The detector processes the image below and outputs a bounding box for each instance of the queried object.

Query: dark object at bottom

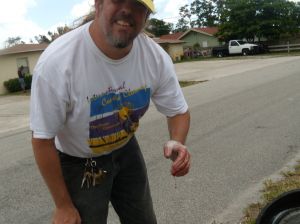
[256,189,300,224]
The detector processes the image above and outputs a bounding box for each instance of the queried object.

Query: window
[231,41,239,46]
[16,57,29,74]
[237,40,246,45]
[202,41,208,48]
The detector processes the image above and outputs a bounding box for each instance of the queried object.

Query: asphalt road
[0,56,300,224]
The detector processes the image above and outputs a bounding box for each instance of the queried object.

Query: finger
[173,160,191,176]
[172,152,189,174]
[76,216,81,224]
[163,146,172,158]
[172,153,190,175]
[163,141,178,158]
[173,147,187,163]
[173,149,189,169]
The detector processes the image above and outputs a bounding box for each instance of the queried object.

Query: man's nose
[119,0,134,14]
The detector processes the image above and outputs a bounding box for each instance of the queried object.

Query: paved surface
[1,56,298,137]
[1,55,300,224]
[175,56,299,82]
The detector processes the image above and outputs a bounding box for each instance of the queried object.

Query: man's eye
[112,0,124,3]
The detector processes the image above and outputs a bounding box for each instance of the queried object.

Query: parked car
[212,40,259,57]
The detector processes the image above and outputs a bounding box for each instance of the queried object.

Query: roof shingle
[159,27,218,40]
[0,43,48,56]
[160,32,184,40]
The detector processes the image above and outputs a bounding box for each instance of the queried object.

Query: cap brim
[137,0,155,12]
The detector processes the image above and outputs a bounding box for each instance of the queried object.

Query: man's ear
[94,0,102,16]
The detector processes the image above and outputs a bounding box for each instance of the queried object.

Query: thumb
[164,145,172,158]
[163,140,179,159]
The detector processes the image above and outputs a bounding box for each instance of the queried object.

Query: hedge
[3,75,32,93]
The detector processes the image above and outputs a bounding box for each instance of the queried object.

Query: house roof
[153,38,184,44]
[178,27,218,39]
[160,32,184,40]
[143,30,155,38]
[160,27,219,40]
[0,43,49,56]
[193,27,218,36]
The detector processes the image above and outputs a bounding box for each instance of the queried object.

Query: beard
[105,14,140,49]
[107,31,135,49]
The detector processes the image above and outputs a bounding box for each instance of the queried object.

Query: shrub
[3,75,32,93]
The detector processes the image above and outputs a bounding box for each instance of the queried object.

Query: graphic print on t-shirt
[88,83,150,154]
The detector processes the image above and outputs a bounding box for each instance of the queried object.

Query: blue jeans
[58,136,157,224]
[18,78,25,90]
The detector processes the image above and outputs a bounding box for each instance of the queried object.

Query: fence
[268,42,300,53]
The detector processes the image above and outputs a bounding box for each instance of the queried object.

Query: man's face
[95,0,149,49]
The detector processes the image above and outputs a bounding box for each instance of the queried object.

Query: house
[153,38,185,62]
[0,43,48,94]
[160,27,220,50]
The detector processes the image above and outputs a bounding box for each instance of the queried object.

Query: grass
[0,81,202,97]
[174,50,300,64]
[174,56,214,64]
[0,90,31,97]
[241,161,300,224]
[266,50,300,57]
[179,80,207,87]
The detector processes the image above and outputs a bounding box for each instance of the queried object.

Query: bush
[3,75,32,93]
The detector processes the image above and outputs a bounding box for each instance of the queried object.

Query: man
[30,0,191,223]
[17,65,26,92]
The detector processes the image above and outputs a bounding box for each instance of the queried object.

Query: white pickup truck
[212,40,259,57]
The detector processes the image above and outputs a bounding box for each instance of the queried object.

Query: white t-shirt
[30,22,188,158]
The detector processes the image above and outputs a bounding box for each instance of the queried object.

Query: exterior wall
[181,31,220,49]
[0,51,42,94]
[167,44,184,62]
[158,43,184,62]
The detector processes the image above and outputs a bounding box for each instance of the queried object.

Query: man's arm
[32,137,81,224]
[164,111,191,176]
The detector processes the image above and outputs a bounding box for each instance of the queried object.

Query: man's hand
[164,140,191,176]
[53,205,81,224]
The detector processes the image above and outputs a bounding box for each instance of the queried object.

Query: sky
[0,0,299,48]
[0,0,192,48]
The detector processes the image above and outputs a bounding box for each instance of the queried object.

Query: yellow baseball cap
[137,0,155,12]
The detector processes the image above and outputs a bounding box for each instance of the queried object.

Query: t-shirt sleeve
[151,54,188,117]
[30,65,69,139]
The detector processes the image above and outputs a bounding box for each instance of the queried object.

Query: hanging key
[81,159,93,189]
[93,169,107,186]
[85,171,92,188]
[81,171,88,188]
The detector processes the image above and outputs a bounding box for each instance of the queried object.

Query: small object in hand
[170,150,178,161]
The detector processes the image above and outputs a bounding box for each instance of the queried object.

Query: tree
[257,0,300,41]
[35,35,51,44]
[35,25,71,44]
[190,0,219,27]
[212,0,225,24]
[216,0,300,42]
[145,18,173,37]
[217,0,259,42]
[174,4,192,33]
[4,36,25,48]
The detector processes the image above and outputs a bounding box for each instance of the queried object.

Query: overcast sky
[0,0,193,48]
[0,0,299,48]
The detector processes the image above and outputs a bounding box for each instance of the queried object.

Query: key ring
[91,160,97,167]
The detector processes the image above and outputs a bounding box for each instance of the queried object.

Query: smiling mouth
[116,20,132,27]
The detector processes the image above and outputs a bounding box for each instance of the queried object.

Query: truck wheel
[242,49,249,56]
[217,52,223,58]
